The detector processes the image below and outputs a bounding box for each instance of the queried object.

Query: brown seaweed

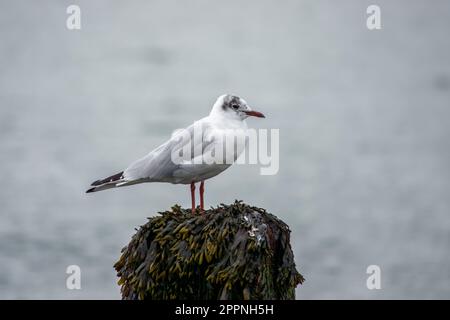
[114,200,304,300]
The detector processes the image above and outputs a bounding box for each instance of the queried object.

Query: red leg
[190,182,196,213]
[199,181,205,212]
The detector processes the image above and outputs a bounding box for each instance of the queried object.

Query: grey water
[0,0,449,299]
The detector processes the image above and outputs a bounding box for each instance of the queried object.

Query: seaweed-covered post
[114,201,304,300]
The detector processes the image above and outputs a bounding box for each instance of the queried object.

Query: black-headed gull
[86,94,265,213]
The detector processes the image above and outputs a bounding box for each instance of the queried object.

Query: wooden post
[114,200,304,300]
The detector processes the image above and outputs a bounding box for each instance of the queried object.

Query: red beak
[244,110,265,118]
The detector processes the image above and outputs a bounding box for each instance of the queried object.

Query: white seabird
[86,94,265,213]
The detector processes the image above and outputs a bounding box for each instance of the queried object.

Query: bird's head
[210,94,265,121]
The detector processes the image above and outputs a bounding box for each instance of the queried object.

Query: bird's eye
[231,104,239,110]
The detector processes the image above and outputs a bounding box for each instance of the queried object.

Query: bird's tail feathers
[86,183,118,193]
[86,171,125,193]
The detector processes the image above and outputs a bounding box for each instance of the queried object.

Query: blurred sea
[0,0,449,299]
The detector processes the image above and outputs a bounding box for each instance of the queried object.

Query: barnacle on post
[114,200,304,300]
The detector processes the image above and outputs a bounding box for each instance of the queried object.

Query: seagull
[86,94,265,213]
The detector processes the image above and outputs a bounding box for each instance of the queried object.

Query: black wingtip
[86,187,96,193]
[91,171,124,186]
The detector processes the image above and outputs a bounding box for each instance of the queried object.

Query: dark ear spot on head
[221,95,232,111]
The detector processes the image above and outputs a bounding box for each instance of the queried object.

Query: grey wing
[122,119,215,183]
